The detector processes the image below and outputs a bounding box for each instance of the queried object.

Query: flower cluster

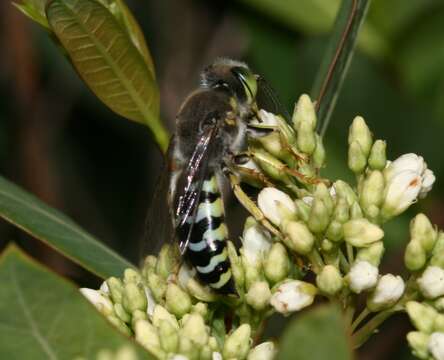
[80,94,439,359]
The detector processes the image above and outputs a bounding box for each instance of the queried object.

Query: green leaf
[13,0,49,29]
[0,245,152,359]
[277,304,353,360]
[46,0,169,152]
[311,0,371,137]
[0,175,134,279]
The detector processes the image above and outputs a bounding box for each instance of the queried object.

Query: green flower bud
[134,319,164,358]
[166,283,192,318]
[223,324,252,360]
[114,303,131,323]
[434,314,444,332]
[308,198,330,233]
[333,197,350,223]
[142,255,157,274]
[252,148,292,183]
[334,181,357,206]
[326,220,343,242]
[321,238,336,253]
[350,202,363,219]
[297,120,316,155]
[122,283,147,313]
[107,277,124,304]
[181,313,209,347]
[360,170,384,216]
[314,183,334,215]
[294,199,310,222]
[431,232,444,267]
[348,116,373,157]
[191,302,208,319]
[282,220,315,255]
[348,141,367,174]
[292,94,316,130]
[241,253,262,290]
[312,134,326,169]
[158,319,179,353]
[356,241,385,267]
[246,281,272,311]
[247,341,276,360]
[368,140,387,170]
[406,331,430,359]
[406,301,437,333]
[113,346,139,360]
[258,132,293,164]
[208,337,219,352]
[343,219,384,247]
[146,271,167,302]
[410,213,437,253]
[316,265,343,295]
[152,305,179,330]
[107,315,132,336]
[227,241,245,292]
[156,244,180,279]
[264,242,290,283]
[435,297,444,312]
[186,278,217,302]
[123,268,142,284]
[199,345,213,360]
[178,336,200,360]
[131,309,148,328]
[404,240,427,271]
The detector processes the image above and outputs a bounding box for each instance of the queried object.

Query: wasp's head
[201,58,258,105]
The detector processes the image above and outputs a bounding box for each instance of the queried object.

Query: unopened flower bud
[417,266,444,299]
[294,199,310,222]
[410,213,437,253]
[152,305,179,330]
[292,94,316,130]
[297,120,316,155]
[314,183,334,215]
[181,313,209,347]
[429,332,444,360]
[348,260,378,293]
[405,240,427,271]
[199,345,213,360]
[246,281,272,311]
[227,241,245,292]
[407,331,430,359]
[307,197,330,234]
[107,277,124,304]
[134,319,164,358]
[158,319,179,353]
[270,280,317,315]
[99,281,110,295]
[142,255,157,274]
[313,134,326,169]
[131,309,148,328]
[348,141,367,174]
[178,336,200,360]
[406,301,437,333]
[282,220,315,255]
[435,298,444,312]
[80,288,114,315]
[316,265,343,295]
[350,202,363,219]
[166,283,192,318]
[122,283,147,313]
[223,324,252,360]
[242,253,262,290]
[356,241,384,267]
[258,187,296,227]
[146,271,167,302]
[333,197,350,223]
[107,315,131,336]
[123,268,142,284]
[264,242,290,283]
[343,219,384,247]
[360,170,384,216]
[156,244,180,279]
[321,238,336,253]
[186,278,217,302]
[247,341,276,360]
[333,180,357,206]
[191,302,208,319]
[368,140,387,170]
[430,233,444,268]
[242,224,272,265]
[348,116,373,156]
[367,274,405,311]
[114,303,131,323]
[326,220,343,242]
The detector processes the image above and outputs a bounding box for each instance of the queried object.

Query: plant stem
[307,248,325,274]
[351,309,396,348]
[339,250,350,273]
[346,243,354,264]
[351,307,370,332]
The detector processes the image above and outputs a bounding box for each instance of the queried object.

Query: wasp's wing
[256,76,291,123]
[173,125,218,255]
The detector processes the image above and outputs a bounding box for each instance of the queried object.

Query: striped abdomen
[179,174,234,294]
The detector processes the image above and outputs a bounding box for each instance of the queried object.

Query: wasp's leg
[230,153,274,188]
[226,172,281,237]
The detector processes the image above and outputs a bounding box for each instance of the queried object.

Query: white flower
[429,332,444,360]
[382,153,435,217]
[143,286,157,317]
[212,352,222,360]
[258,187,296,226]
[80,288,113,315]
[418,266,444,299]
[242,225,272,264]
[247,341,276,360]
[270,280,316,315]
[368,274,405,310]
[257,109,280,127]
[99,281,110,295]
[348,261,379,294]
[169,356,189,360]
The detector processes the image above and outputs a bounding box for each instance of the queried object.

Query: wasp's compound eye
[231,67,258,103]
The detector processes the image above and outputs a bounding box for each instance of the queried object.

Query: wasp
[146,58,291,294]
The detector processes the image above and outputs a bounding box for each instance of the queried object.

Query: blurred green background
[0,0,443,358]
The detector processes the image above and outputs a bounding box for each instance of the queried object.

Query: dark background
[1,1,443,358]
